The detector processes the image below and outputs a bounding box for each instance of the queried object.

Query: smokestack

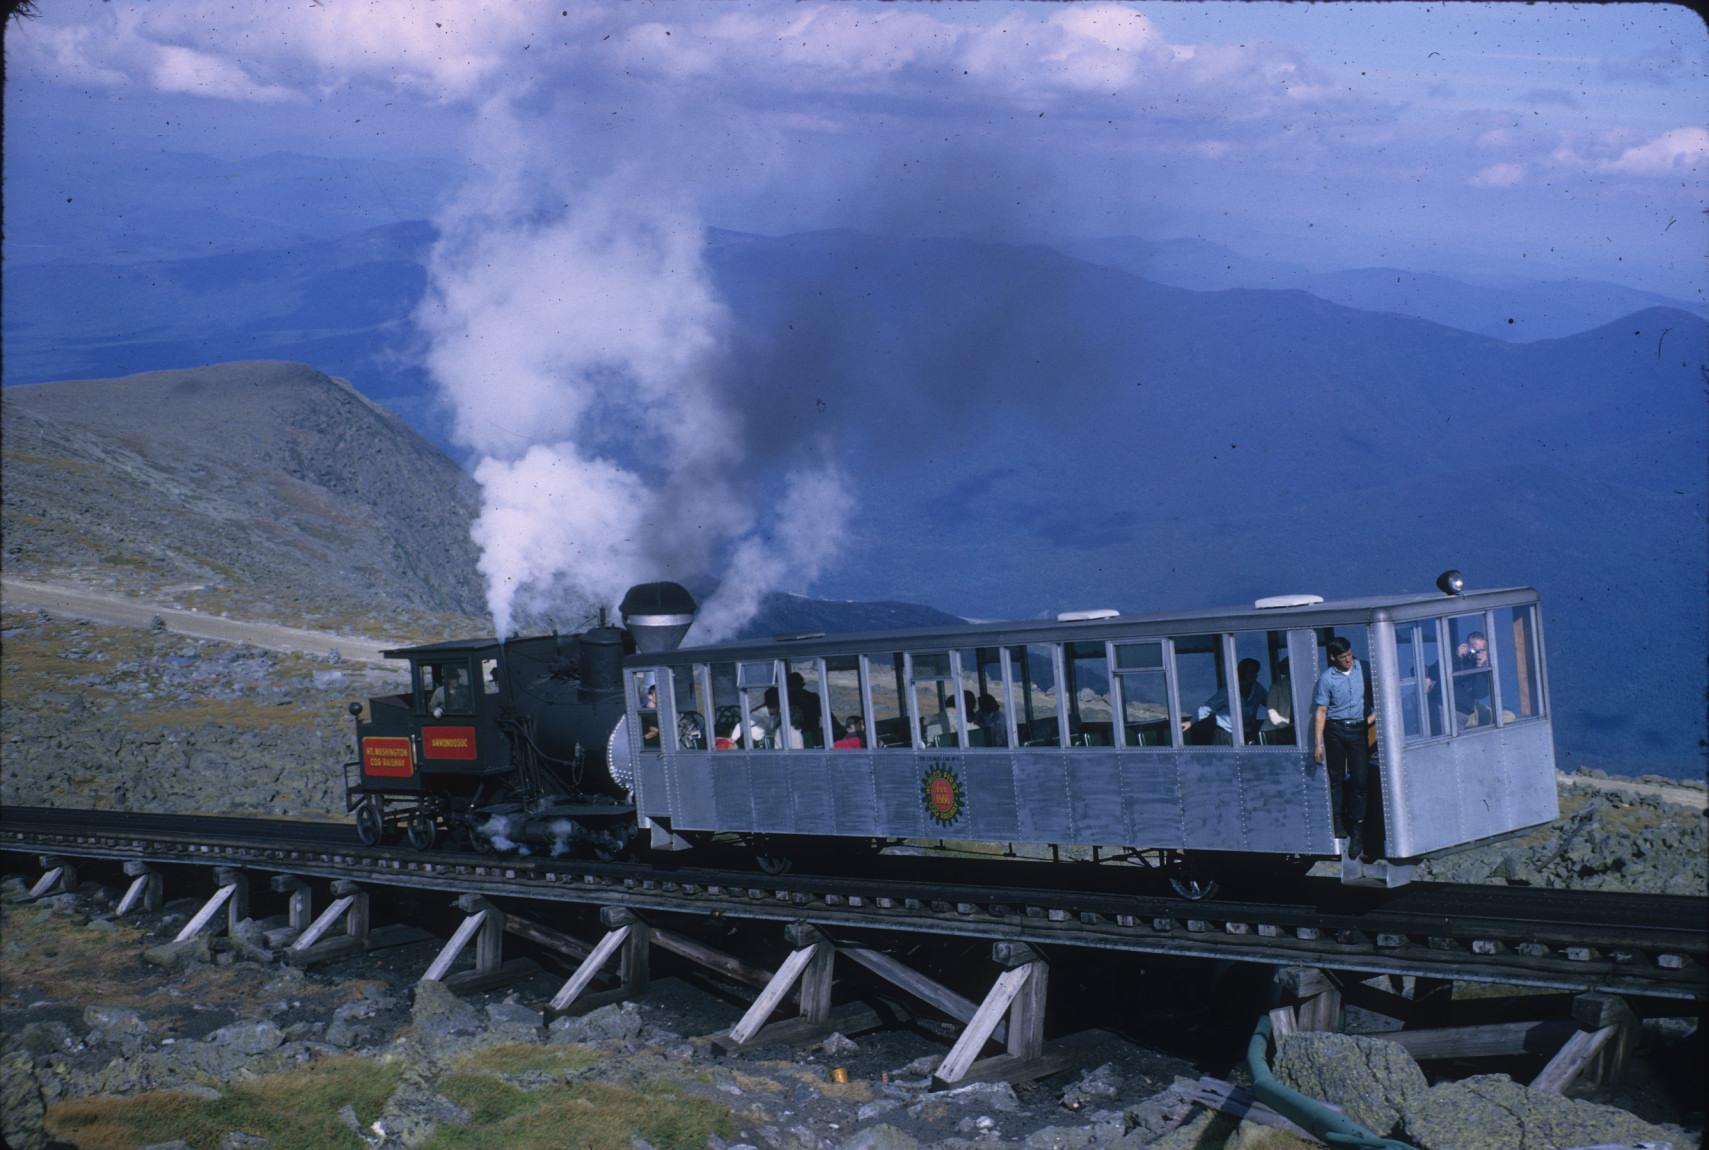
[620,581,698,653]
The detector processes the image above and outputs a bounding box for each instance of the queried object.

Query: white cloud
[1471,162,1526,188]
[1601,127,1709,175]
[150,44,297,103]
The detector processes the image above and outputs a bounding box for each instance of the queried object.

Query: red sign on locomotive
[361,736,414,778]
[423,726,478,761]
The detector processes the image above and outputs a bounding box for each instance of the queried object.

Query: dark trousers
[1324,721,1369,836]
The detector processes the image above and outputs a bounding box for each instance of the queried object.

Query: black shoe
[1347,825,1364,860]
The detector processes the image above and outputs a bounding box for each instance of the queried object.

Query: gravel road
[0,577,395,665]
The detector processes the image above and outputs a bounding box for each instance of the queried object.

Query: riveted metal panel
[747,756,794,833]
[711,755,757,831]
[789,754,836,834]
[1013,751,1073,841]
[1177,753,1246,848]
[636,756,670,820]
[963,754,1020,839]
[1389,722,1557,857]
[665,758,718,829]
[830,754,880,836]
[1066,754,1126,843]
[1117,755,1183,847]
[874,756,927,837]
[1238,755,1313,852]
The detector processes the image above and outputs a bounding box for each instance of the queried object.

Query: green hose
[1245,1015,1421,1150]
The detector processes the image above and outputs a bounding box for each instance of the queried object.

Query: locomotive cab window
[633,671,661,749]
[419,661,474,716]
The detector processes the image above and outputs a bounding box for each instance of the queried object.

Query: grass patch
[448,1043,601,1077]
[0,908,147,1000]
[44,1056,404,1150]
[119,697,326,732]
[425,1080,733,1150]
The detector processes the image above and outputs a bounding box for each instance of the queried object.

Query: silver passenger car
[621,584,1557,889]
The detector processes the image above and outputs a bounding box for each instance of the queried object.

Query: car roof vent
[1056,608,1120,622]
[1254,594,1325,609]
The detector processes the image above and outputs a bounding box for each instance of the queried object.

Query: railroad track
[3,806,1703,1001]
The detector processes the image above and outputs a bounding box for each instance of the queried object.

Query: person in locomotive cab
[1182,658,1265,745]
[641,684,661,748]
[428,665,470,717]
[1313,637,1375,860]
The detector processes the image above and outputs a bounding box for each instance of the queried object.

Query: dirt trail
[1558,770,1707,811]
[0,577,395,666]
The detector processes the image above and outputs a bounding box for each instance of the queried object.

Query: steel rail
[3,807,1702,1001]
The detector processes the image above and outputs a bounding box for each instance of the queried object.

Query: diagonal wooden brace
[422,895,505,983]
[728,924,833,1046]
[934,942,1049,1085]
[29,857,77,899]
[550,909,649,1011]
[286,880,370,965]
[116,861,163,916]
[174,868,248,942]
[839,939,1006,1046]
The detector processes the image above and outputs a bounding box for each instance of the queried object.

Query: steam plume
[418,99,851,639]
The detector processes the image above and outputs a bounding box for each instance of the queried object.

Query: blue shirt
[1313,659,1366,720]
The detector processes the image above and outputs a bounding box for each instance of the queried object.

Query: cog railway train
[347,574,1559,897]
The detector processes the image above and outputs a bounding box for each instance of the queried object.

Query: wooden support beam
[1532,1025,1619,1094]
[174,870,248,942]
[1382,1020,1579,1060]
[839,942,1006,1045]
[548,922,633,1014]
[1267,1006,1298,1041]
[934,964,1033,1084]
[651,925,785,997]
[934,943,1051,1087]
[270,875,313,932]
[728,936,827,1046]
[505,914,596,962]
[29,857,76,899]
[116,862,162,916]
[285,880,374,966]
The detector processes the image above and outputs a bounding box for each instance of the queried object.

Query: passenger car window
[868,653,911,749]
[956,647,1006,747]
[1114,641,1171,747]
[737,660,781,750]
[909,651,957,748]
[1174,634,1233,747]
[1232,630,1288,746]
[1065,641,1114,747]
[633,671,661,749]
[1395,622,1446,741]
[1447,613,1493,733]
[673,666,709,750]
[825,656,865,748]
[1008,643,1062,747]
[1493,605,1542,724]
[786,659,827,748]
[709,662,741,750]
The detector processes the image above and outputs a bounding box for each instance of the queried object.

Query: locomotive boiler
[345,581,697,855]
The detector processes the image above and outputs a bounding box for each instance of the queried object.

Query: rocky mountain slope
[2,361,486,630]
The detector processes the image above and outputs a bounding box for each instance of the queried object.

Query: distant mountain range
[2,219,1703,776]
[1052,235,1706,342]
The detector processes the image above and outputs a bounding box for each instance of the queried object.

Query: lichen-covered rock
[1273,1031,1428,1137]
[206,1019,284,1056]
[1021,1120,1126,1149]
[9,1020,81,1059]
[1404,1073,1679,1150]
[548,1001,644,1045]
[372,1070,472,1149]
[410,980,483,1038]
[1,1050,47,1150]
[84,1004,150,1054]
[143,934,212,969]
[1221,1120,1319,1150]
[1061,1062,1124,1111]
[840,1125,919,1150]
[484,998,543,1043]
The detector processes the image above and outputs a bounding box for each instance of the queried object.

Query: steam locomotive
[348,573,1561,898]
[345,581,696,857]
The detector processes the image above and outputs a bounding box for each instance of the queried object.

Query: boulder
[1403,1073,1679,1150]
[218,1133,272,1149]
[841,1125,919,1150]
[485,999,544,1042]
[1,1050,46,1150]
[410,980,483,1038]
[1273,1031,1427,1138]
[548,1001,644,1045]
[84,1004,150,1054]
[372,1071,473,1149]
[1021,1121,1126,1149]
[206,1020,285,1056]
[1061,1062,1124,1111]
[821,1031,859,1055]
[10,1020,81,1059]
[144,935,213,969]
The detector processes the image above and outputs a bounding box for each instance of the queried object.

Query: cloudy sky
[7,1,1705,296]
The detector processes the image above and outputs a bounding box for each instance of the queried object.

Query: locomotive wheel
[354,798,385,847]
[406,808,438,851]
[755,851,794,876]
[1168,874,1221,901]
